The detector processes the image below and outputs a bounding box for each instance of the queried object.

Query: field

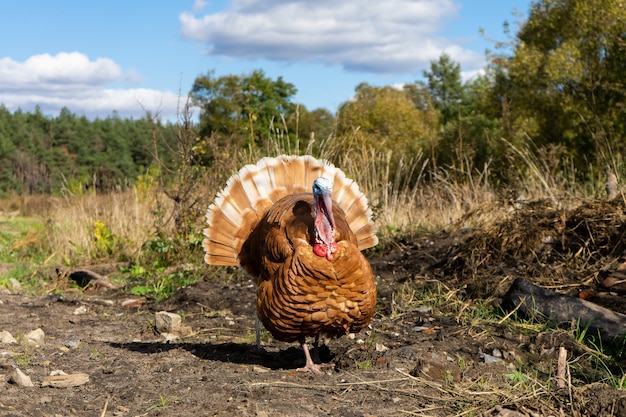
[1,154,626,416]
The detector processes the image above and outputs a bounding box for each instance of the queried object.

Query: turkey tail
[203,155,378,266]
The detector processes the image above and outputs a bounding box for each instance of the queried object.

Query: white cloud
[0,52,190,120]
[0,52,122,90]
[192,0,208,13]
[179,0,485,74]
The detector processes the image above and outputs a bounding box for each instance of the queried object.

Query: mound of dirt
[379,198,626,314]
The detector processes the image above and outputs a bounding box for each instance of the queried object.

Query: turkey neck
[313,189,337,261]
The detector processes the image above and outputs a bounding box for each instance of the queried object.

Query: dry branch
[68,268,119,290]
[502,278,626,342]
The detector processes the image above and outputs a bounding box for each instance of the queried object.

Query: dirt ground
[2,198,626,417]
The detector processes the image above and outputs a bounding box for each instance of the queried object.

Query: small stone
[25,328,45,346]
[72,305,88,315]
[399,347,413,358]
[39,395,53,404]
[49,369,67,376]
[61,336,81,349]
[411,351,460,382]
[375,343,388,352]
[113,405,130,416]
[154,311,182,334]
[0,330,17,344]
[42,372,90,388]
[161,333,180,342]
[479,348,503,363]
[10,368,34,387]
[413,326,430,332]
[92,299,114,306]
[9,278,22,294]
[121,298,147,308]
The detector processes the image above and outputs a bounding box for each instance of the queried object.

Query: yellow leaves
[545,40,584,83]
[93,221,120,257]
[336,84,437,160]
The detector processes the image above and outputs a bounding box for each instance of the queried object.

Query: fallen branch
[502,278,626,342]
[68,269,119,290]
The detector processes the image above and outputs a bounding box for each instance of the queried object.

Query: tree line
[1,0,625,195]
[0,106,180,194]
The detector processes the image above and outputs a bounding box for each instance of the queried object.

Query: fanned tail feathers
[203,155,378,266]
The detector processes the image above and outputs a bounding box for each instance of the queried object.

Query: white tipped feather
[203,155,377,266]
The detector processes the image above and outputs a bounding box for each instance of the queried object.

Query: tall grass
[0,114,613,270]
[11,189,163,265]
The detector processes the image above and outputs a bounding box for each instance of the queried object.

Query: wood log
[502,278,626,342]
[68,269,119,290]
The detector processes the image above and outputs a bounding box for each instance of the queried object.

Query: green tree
[190,69,298,146]
[336,83,438,172]
[508,0,626,171]
[0,105,18,192]
[423,53,464,126]
[285,105,335,146]
[420,54,506,177]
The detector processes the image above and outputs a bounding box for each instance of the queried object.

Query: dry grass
[1,105,617,273]
[11,189,169,265]
[2,134,612,268]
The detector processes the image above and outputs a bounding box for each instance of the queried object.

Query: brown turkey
[203,155,378,373]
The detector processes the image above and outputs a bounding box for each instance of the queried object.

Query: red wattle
[313,244,327,258]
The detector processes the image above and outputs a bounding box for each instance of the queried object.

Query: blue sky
[0,0,530,121]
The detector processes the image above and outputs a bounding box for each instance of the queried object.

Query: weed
[355,359,372,370]
[89,347,103,361]
[13,332,33,368]
[145,394,180,412]
[13,348,33,368]
[127,268,198,302]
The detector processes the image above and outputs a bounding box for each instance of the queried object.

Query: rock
[413,326,430,332]
[121,297,147,308]
[49,369,67,376]
[91,299,115,306]
[161,333,180,342]
[375,343,388,352]
[9,278,22,294]
[25,328,45,346]
[411,351,460,382]
[42,372,90,388]
[479,348,503,363]
[155,311,182,334]
[72,305,88,315]
[415,306,433,314]
[9,368,34,387]
[61,336,81,349]
[0,330,17,344]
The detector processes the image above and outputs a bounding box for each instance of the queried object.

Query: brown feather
[203,155,377,369]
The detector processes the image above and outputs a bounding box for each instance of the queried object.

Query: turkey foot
[297,337,331,374]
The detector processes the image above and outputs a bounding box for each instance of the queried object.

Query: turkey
[203,155,378,373]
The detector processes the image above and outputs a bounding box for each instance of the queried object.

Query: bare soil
[2,198,626,417]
